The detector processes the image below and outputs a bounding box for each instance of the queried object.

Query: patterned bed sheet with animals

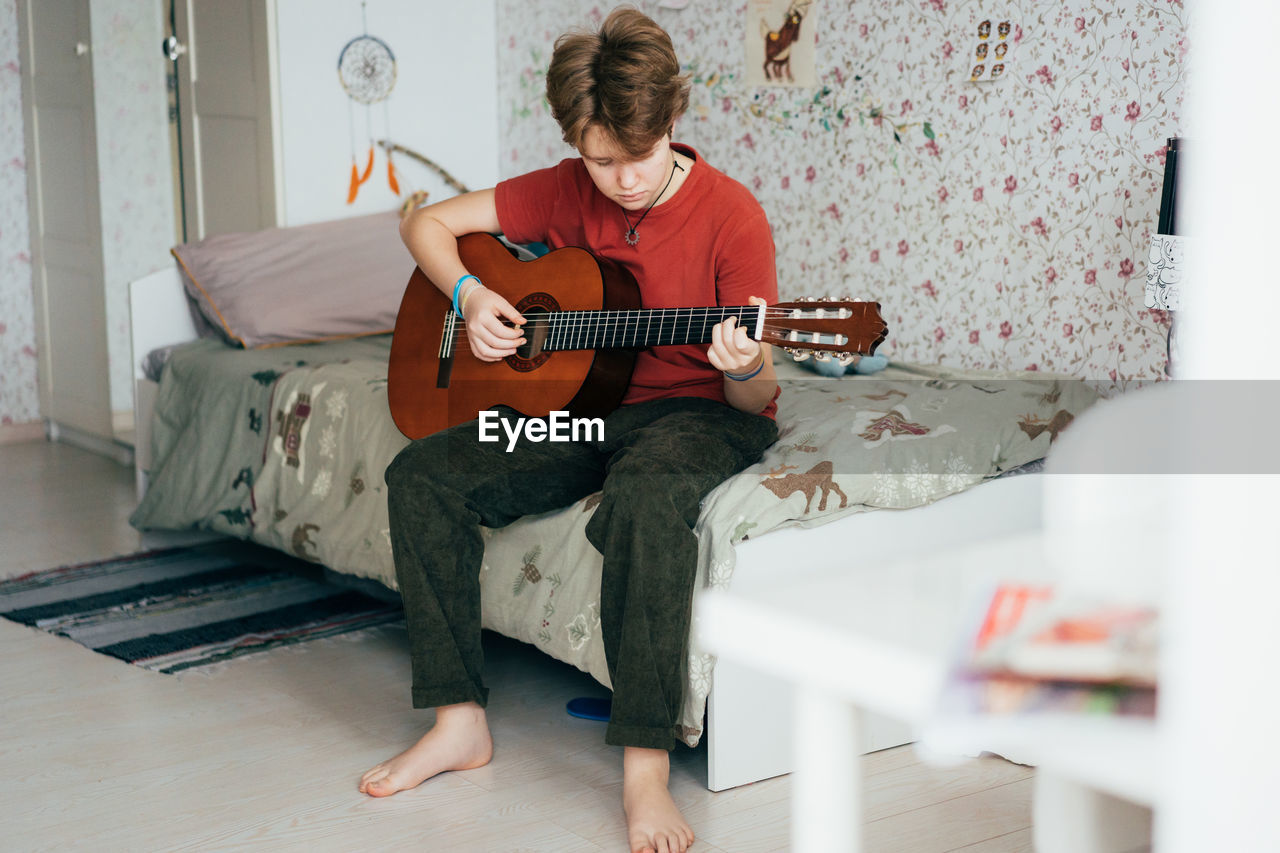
[130,336,1099,745]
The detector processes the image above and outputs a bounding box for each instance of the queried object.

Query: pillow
[172,211,414,348]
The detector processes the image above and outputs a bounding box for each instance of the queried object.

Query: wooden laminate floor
[0,439,1033,852]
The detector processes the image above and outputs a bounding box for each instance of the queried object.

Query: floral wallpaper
[0,0,36,426]
[497,0,1186,386]
[0,0,173,429]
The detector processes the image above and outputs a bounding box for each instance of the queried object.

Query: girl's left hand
[708,295,766,376]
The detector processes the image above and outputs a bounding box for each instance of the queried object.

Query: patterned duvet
[131,335,1098,744]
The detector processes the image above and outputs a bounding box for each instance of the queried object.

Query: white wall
[1159,0,1280,848]
[275,0,498,226]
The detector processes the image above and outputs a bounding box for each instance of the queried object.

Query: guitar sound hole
[506,298,554,373]
[515,307,547,360]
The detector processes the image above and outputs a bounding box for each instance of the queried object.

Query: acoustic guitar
[387,232,887,440]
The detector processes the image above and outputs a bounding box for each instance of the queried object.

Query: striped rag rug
[0,541,403,673]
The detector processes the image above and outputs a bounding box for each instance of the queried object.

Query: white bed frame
[129,266,1045,791]
[129,268,199,501]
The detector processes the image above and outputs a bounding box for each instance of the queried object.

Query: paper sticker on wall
[745,0,818,87]
[966,19,1017,83]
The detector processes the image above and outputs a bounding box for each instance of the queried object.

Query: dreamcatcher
[338,1,400,202]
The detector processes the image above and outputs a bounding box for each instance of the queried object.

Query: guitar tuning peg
[836,353,856,366]
[814,351,831,362]
[791,349,812,362]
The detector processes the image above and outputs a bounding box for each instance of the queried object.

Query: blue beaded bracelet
[725,354,765,382]
[452,274,481,317]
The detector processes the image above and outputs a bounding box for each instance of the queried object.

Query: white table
[695,532,1157,852]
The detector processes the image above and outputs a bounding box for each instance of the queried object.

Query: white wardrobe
[17,0,176,456]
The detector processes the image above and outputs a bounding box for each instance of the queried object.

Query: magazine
[937,584,1158,718]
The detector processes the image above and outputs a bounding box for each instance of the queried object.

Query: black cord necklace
[621,157,684,246]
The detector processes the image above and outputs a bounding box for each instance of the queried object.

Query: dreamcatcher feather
[339,1,399,202]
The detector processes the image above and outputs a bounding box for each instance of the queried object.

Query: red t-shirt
[494,144,779,419]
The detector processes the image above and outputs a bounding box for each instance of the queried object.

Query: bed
[127,214,1100,791]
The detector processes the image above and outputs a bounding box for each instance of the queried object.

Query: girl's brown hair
[545,7,691,160]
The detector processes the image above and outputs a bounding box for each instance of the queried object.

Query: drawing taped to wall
[339,0,402,202]
[745,0,817,87]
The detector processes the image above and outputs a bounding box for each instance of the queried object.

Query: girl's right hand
[462,286,526,362]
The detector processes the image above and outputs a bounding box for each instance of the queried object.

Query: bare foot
[358,702,493,797]
[622,747,695,853]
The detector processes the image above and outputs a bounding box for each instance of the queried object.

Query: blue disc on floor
[566,696,611,721]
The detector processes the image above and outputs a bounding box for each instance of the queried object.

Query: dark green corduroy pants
[385,396,778,751]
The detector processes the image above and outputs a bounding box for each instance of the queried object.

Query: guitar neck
[534,305,762,352]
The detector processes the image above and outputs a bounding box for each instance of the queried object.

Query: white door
[173,0,280,239]
[17,0,112,439]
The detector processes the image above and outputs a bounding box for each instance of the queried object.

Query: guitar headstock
[762,298,888,363]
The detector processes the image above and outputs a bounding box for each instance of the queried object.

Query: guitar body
[388,233,642,440]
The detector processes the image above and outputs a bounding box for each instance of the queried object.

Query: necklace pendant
[619,156,678,248]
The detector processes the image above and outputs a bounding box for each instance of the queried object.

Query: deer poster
[745,0,818,87]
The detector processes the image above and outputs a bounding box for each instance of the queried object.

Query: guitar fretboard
[535,305,760,351]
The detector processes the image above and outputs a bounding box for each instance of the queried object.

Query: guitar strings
[445,315,866,350]
[445,308,868,338]
[446,311,844,341]
[447,307,854,332]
